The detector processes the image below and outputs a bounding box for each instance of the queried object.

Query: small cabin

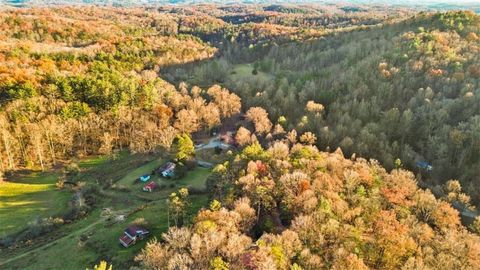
[119,225,149,248]
[143,181,158,192]
[159,162,176,178]
[139,175,151,182]
[416,161,433,171]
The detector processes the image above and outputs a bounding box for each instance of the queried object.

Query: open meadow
[0,172,71,238]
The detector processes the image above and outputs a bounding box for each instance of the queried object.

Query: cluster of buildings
[119,161,179,247]
[118,130,238,248]
[136,161,177,193]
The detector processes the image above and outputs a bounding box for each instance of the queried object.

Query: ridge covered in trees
[0,7,243,171]
[178,10,480,205]
[137,137,480,269]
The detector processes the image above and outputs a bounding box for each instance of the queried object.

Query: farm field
[0,153,212,269]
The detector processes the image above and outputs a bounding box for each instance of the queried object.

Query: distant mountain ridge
[1,0,480,11]
[338,0,480,12]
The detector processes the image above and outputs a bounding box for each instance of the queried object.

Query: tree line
[0,83,241,172]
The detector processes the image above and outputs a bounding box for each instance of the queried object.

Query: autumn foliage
[138,138,480,269]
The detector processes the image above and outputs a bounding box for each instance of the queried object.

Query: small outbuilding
[139,174,151,182]
[416,161,433,171]
[143,181,158,192]
[119,225,150,248]
[157,162,176,178]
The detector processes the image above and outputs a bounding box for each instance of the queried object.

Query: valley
[0,2,479,269]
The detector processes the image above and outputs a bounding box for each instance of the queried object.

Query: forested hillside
[180,11,480,205]
[0,5,404,173]
[0,8,242,171]
[137,138,480,269]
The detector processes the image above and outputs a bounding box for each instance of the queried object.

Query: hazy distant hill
[1,0,479,12]
[342,0,480,12]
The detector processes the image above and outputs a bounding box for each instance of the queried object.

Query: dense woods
[0,5,403,173]
[0,8,242,171]
[175,11,480,205]
[0,83,241,171]
[137,137,480,269]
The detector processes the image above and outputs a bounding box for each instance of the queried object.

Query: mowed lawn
[116,157,165,186]
[0,172,71,237]
[173,167,211,190]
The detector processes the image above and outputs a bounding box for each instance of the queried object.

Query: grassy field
[116,157,165,186]
[1,195,209,269]
[0,153,140,238]
[177,167,211,190]
[229,63,272,82]
[77,155,112,169]
[1,153,212,270]
[0,172,71,237]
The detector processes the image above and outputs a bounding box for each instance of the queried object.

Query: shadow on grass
[0,182,70,236]
[5,170,58,185]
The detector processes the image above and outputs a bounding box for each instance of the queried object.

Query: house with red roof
[119,225,150,248]
[142,181,158,192]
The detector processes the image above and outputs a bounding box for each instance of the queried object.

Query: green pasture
[0,172,70,237]
[1,153,211,270]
